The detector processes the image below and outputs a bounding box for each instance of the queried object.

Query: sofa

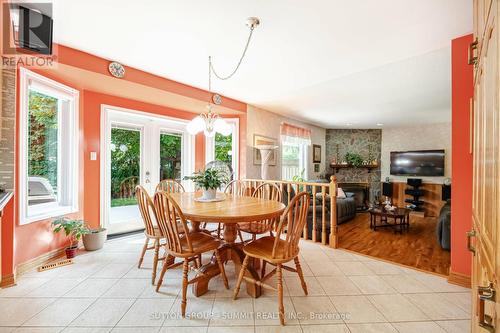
[282,182,357,243]
[306,192,356,242]
[436,200,451,250]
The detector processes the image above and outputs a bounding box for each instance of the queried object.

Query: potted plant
[51,217,89,259]
[184,168,229,200]
[82,227,107,251]
[344,152,364,167]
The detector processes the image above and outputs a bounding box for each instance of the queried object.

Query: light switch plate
[90,152,97,161]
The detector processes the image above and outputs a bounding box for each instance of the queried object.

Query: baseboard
[0,273,16,288]
[15,246,67,278]
[448,270,471,288]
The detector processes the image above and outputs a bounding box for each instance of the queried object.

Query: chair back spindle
[154,191,193,255]
[224,180,248,196]
[156,179,185,193]
[252,182,282,201]
[272,192,310,259]
[136,185,157,237]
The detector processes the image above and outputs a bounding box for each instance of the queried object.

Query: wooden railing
[242,176,338,248]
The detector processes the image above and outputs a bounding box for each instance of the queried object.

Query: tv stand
[405,178,424,211]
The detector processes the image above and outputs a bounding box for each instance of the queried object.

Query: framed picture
[314,163,320,172]
[313,144,322,163]
[253,134,277,166]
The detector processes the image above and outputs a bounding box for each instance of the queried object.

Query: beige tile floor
[0,233,471,333]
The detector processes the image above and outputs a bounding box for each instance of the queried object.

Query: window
[206,118,239,179]
[281,142,307,180]
[19,68,79,224]
[280,122,311,180]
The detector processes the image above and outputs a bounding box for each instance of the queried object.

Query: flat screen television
[390,150,445,177]
[17,6,53,55]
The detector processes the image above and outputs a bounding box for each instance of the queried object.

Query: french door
[471,1,500,332]
[101,106,195,235]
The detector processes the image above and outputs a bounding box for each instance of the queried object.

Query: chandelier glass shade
[186,106,232,137]
[186,17,259,137]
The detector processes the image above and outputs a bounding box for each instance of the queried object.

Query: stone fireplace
[325,129,382,202]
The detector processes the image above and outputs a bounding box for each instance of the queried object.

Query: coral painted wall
[1,44,247,281]
[1,198,15,278]
[81,90,209,228]
[450,34,473,277]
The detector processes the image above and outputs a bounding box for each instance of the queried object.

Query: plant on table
[51,217,89,258]
[184,168,229,200]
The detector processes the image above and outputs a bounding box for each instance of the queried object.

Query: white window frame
[205,118,239,179]
[19,68,79,225]
[281,141,309,180]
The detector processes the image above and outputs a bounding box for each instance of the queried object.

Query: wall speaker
[382,182,393,197]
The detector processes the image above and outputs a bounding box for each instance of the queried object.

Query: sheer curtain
[280,123,311,180]
[280,122,312,146]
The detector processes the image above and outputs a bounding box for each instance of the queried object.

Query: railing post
[329,175,338,248]
[302,184,308,240]
[312,185,317,242]
[321,186,326,245]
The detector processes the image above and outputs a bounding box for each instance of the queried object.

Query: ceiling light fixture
[187,17,260,137]
[376,123,384,126]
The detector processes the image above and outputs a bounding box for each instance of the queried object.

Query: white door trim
[100,104,195,233]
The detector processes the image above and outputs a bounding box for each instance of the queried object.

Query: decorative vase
[202,188,217,200]
[83,228,107,251]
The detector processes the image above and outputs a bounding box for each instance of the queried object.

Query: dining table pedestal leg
[192,223,262,298]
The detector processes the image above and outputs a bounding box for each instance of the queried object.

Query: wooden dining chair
[156,179,208,266]
[225,179,248,196]
[136,185,167,284]
[153,191,229,316]
[156,179,185,193]
[237,182,282,242]
[233,192,310,325]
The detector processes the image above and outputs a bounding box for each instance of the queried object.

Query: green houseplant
[292,169,307,192]
[52,217,89,259]
[184,168,229,200]
[344,152,364,168]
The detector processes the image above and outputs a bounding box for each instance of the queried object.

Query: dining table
[169,191,286,298]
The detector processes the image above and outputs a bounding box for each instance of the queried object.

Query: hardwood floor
[338,212,451,276]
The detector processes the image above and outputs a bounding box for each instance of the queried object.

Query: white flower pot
[83,228,107,251]
[202,188,217,200]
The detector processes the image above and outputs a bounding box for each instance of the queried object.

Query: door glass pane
[27,89,59,207]
[110,127,141,225]
[159,132,182,181]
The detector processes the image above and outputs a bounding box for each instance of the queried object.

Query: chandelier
[186,17,260,137]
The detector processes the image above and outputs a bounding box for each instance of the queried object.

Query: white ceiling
[52,0,472,129]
